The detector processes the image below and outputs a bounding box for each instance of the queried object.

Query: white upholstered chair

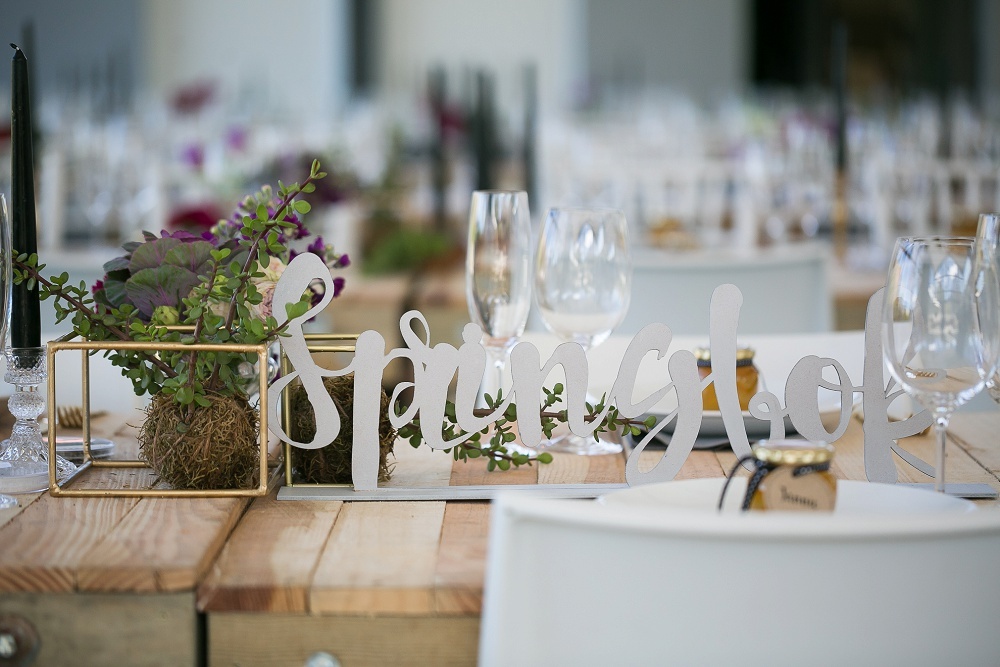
[618,243,833,336]
[479,487,1000,666]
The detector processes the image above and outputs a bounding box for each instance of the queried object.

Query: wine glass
[881,236,1000,493]
[534,207,631,455]
[975,213,1000,403]
[466,190,532,405]
[0,197,16,509]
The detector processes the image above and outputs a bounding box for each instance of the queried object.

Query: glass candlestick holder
[0,346,76,494]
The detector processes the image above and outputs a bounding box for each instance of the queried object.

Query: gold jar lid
[694,346,755,366]
[752,439,834,466]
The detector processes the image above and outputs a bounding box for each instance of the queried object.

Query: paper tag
[755,467,837,511]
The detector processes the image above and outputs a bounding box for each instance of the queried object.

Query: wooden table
[1,402,998,665]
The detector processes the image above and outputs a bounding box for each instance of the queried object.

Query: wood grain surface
[1,407,997,667]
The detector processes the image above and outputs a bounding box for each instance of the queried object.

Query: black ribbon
[718,456,831,512]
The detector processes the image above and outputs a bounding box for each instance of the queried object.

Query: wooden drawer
[208,613,478,667]
[0,592,198,667]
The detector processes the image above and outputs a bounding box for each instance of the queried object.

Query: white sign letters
[268,255,933,496]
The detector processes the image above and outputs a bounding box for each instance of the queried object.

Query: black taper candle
[10,44,41,348]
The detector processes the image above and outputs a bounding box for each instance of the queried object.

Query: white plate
[655,410,793,437]
[651,391,844,437]
[599,478,978,515]
[55,436,115,461]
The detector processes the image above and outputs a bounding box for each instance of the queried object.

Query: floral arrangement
[14,159,343,411]
[13,160,350,489]
[14,158,649,483]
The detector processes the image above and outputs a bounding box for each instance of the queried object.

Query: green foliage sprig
[396,383,656,470]
[13,160,328,418]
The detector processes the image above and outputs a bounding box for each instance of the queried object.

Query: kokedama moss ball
[289,373,395,484]
[139,392,259,490]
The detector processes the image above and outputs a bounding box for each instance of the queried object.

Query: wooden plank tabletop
[198,410,1000,617]
[0,413,251,595]
[1,404,997,666]
[2,410,997,605]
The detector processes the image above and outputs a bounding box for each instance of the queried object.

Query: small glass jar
[694,346,759,411]
[746,440,837,512]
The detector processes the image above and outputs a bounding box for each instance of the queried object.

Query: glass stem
[485,346,505,405]
[934,413,949,494]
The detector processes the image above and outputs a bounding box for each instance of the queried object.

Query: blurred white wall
[375,0,587,113]
[141,0,351,116]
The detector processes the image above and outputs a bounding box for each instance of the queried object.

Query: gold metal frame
[46,332,270,498]
[280,333,359,489]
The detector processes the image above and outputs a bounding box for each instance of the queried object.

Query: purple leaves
[100,237,216,318]
[125,265,203,318]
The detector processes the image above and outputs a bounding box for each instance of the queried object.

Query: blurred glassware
[534,207,631,455]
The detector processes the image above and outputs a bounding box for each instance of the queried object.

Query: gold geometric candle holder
[45,332,270,498]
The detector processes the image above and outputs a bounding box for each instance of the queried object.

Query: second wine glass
[881,235,1000,493]
[535,207,631,455]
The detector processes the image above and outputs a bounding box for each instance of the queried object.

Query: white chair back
[619,243,833,335]
[480,490,1000,667]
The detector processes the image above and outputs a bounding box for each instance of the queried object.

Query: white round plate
[676,410,790,437]
[651,391,843,437]
[599,478,978,515]
[55,436,115,461]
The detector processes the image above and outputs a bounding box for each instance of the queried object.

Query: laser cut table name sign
[269,254,989,501]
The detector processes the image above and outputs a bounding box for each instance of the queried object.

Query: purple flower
[276,213,307,241]
[332,276,345,298]
[180,143,205,170]
[226,125,248,153]
[92,279,105,294]
[289,237,327,264]
[224,197,307,246]
[306,236,326,256]
[335,253,351,268]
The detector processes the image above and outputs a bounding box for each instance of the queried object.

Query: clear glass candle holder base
[0,346,76,494]
[0,464,48,494]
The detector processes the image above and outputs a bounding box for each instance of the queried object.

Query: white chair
[479,489,1000,667]
[618,243,833,336]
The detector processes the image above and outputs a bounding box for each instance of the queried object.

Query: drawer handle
[0,614,40,666]
[305,652,341,667]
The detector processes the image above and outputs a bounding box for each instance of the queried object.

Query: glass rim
[895,235,976,246]
[471,189,527,196]
[545,205,624,215]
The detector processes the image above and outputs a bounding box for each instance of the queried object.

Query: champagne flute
[535,207,631,455]
[881,236,1000,493]
[975,213,1000,403]
[466,190,532,405]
